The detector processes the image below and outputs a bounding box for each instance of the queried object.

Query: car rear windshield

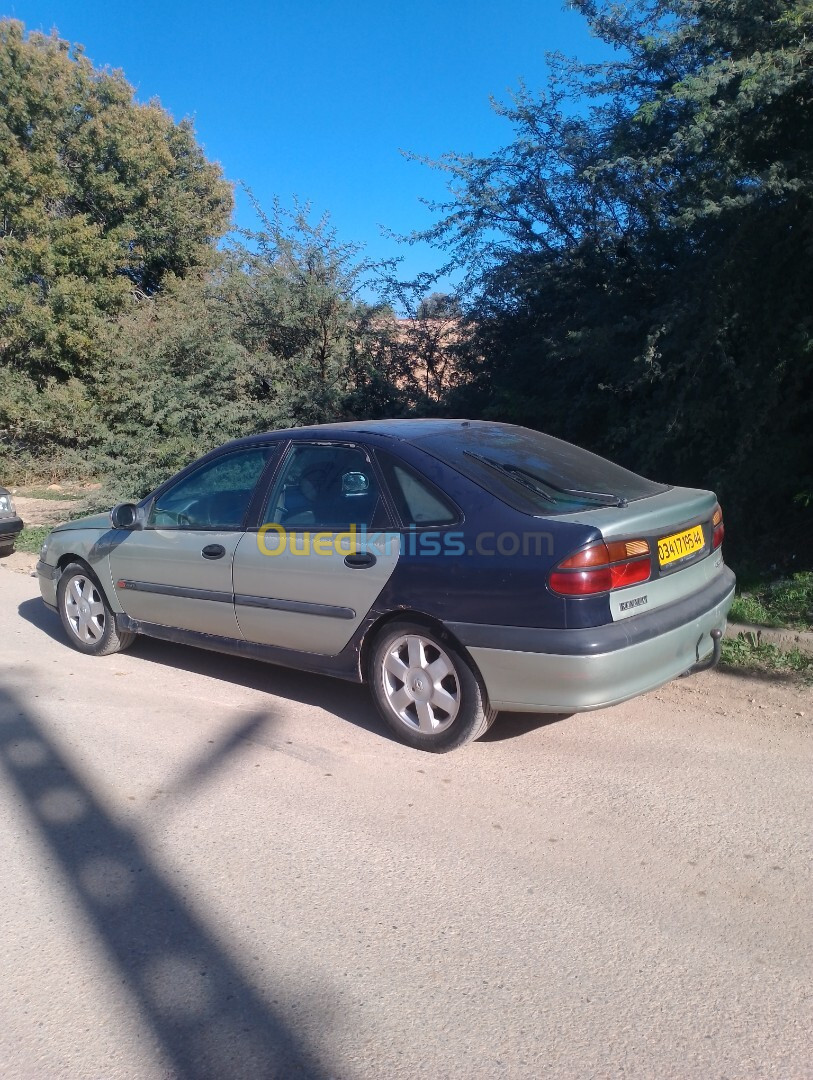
[415,425,669,516]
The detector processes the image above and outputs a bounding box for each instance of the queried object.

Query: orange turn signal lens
[712,504,724,549]
[606,538,650,561]
[556,539,650,569]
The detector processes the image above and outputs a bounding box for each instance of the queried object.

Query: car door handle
[201,544,226,560]
[344,551,376,569]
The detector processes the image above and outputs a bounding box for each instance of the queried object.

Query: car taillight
[549,539,651,596]
[712,504,724,550]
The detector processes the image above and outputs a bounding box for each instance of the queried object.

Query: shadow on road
[0,685,329,1079]
[134,636,391,740]
[18,596,389,739]
[18,596,571,744]
[18,595,65,643]
[168,708,274,795]
[481,711,571,741]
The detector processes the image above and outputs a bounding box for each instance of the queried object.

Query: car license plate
[657,524,705,567]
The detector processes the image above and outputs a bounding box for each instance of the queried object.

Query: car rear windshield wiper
[464,452,555,503]
[504,463,629,507]
[464,452,628,508]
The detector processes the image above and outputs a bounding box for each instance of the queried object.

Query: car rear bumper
[0,515,24,546]
[455,567,735,713]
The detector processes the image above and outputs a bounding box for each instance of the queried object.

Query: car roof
[218,418,517,452]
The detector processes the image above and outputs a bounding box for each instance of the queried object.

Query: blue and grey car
[37,421,735,751]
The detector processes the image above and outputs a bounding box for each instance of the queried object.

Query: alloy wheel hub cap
[406,667,432,702]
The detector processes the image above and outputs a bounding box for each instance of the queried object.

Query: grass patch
[14,525,51,553]
[720,636,813,681]
[729,572,813,631]
[15,486,86,501]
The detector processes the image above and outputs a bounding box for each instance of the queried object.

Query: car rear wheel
[369,621,496,752]
[57,563,136,656]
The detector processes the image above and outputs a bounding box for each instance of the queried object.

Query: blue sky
[4,0,608,284]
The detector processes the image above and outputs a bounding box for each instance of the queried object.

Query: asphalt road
[0,567,810,1079]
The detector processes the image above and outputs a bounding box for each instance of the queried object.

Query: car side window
[262,444,386,530]
[376,450,459,526]
[150,447,274,529]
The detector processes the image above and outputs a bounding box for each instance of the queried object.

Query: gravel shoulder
[12,494,87,526]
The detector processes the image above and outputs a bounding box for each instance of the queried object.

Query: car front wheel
[57,563,136,656]
[369,621,495,752]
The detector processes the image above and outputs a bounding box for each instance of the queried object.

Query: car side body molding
[117,579,356,620]
[116,579,232,604]
[233,594,356,620]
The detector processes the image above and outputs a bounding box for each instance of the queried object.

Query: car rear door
[108,446,275,637]
[232,441,400,655]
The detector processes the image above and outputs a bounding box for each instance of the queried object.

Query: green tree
[96,271,257,498]
[374,285,468,404]
[0,19,232,384]
[228,200,371,427]
[418,0,813,567]
[226,200,414,427]
[96,203,412,498]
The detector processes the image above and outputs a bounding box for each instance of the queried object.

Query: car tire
[369,620,496,752]
[0,542,13,558]
[57,562,136,657]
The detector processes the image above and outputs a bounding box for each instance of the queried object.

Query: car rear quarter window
[415,425,668,516]
[376,450,459,526]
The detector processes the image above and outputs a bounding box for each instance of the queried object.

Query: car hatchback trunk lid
[555,485,717,541]
[556,485,723,621]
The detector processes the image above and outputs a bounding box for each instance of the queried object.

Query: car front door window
[151,447,274,530]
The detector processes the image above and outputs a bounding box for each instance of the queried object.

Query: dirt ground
[10,484,99,527]
[12,494,87,526]
[0,565,810,1079]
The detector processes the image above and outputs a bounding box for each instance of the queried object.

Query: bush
[720,637,813,680]
[730,573,813,631]
[0,367,100,483]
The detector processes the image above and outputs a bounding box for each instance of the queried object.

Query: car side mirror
[111,502,139,529]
